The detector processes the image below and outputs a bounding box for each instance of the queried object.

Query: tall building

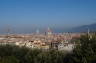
[87,28,90,35]
[47,27,52,35]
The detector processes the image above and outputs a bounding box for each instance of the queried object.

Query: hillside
[65,23,96,32]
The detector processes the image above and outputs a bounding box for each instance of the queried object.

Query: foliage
[65,33,96,63]
[0,45,66,63]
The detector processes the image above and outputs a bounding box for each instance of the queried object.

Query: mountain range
[0,23,96,34]
[64,23,96,32]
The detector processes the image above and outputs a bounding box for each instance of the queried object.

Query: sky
[0,0,96,33]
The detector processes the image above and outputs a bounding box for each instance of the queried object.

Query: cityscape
[0,28,81,52]
[0,0,96,63]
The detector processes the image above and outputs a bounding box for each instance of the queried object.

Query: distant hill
[0,23,96,34]
[66,23,96,32]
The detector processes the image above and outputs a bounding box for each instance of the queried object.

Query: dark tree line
[0,45,66,63]
[65,34,96,63]
[0,33,96,63]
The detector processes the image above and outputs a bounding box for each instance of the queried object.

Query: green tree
[0,56,19,63]
[71,34,96,63]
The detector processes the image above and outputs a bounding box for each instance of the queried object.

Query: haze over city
[0,0,96,63]
[0,0,96,33]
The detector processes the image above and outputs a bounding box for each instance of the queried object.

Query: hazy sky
[0,0,96,33]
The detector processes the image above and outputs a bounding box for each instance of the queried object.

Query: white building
[58,41,75,52]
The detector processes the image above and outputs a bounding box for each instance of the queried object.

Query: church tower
[47,27,52,35]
